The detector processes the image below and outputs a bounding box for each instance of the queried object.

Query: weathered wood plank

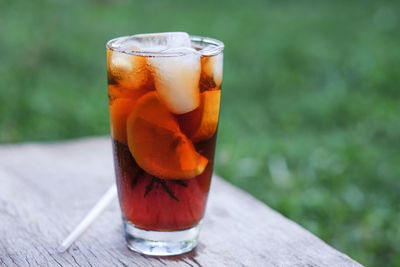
[0,137,362,266]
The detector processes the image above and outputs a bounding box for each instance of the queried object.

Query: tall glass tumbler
[106,32,224,256]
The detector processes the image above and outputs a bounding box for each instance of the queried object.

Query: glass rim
[106,34,224,57]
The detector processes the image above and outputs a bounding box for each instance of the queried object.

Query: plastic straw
[57,184,117,253]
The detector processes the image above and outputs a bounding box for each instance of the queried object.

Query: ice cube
[110,51,133,71]
[201,52,223,88]
[107,50,150,90]
[148,48,201,114]
[132,32,191,53]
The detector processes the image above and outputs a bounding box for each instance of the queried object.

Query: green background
[1,0,399,265]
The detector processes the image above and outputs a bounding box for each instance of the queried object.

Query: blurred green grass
[1,0,400,265]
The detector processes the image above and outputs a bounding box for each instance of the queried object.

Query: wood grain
[0,137,362,266]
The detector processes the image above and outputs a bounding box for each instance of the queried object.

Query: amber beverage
[106,33,224,256]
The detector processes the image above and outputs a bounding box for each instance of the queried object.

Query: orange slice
[109,98,136,144]
[126,92,208,180]
[177,90,221,142]
[108,84,150,144]
[108,84,149,104]
[191,90,221,142]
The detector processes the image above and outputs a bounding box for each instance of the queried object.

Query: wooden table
[0,137,362,266]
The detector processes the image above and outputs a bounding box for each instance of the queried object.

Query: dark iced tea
[106,33,223,255]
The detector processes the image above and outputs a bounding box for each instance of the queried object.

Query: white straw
[57,184,117,253]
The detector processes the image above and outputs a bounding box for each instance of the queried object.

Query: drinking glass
[106,33,224,256]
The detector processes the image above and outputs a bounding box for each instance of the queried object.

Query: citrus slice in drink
[177,90,221,142]
[191,90,221,142]
[126,92,208,180]
[108,84,150,104]
[109,98,136,144]
[109,85,149,144]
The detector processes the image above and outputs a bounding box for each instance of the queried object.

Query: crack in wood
[73,246,93,267]
[0,257,8,267]
[36,242,66,267]
[155,258,167,266]
[47,253,62,267]
[87,248,98,259]
[181,258,194,267]
[32,256,40,267]
[29,242,46,266]
[116,257,129,267]
[0,241,18,267]
[190,256,203,267]
[24,256,31,267]
[105,250,134,267]
[70,254,82,267]
[141,254,167,266]
[54,255,67,267]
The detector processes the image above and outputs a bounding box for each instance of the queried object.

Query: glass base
[123,220,201,256]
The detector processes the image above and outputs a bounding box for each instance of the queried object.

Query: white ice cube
[133,32,191,53]
[211,53,223,87]
[148,48,201,114]
[108,50,149,90]
[202,52,223,88]
[110,52,133,71]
